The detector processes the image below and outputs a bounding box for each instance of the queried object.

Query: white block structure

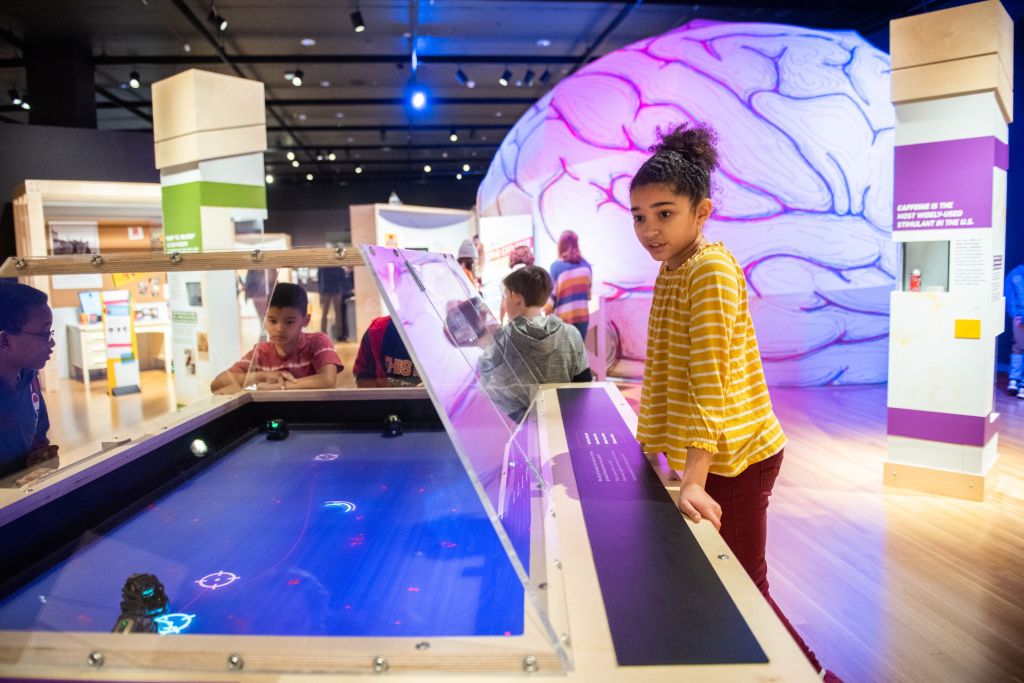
[152,70,268,404]
[885,0,1013,500]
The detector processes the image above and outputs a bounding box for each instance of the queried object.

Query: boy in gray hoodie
[479,266,592,421]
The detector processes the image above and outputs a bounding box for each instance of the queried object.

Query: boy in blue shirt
[0,282,58,483]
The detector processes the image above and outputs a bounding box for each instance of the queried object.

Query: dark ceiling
[0,0,959,184]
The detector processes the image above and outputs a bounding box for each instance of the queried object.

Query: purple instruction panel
[557,387,767,666]
[894,136,1008,232]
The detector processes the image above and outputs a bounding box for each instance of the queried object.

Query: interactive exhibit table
[0,248,816,681]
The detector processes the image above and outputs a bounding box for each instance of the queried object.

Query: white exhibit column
[885,0,1013,500]
[151,69,268,404]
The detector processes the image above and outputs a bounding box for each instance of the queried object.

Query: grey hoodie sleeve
[570,326,590,377]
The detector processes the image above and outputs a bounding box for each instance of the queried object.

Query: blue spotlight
[410,89,427,110]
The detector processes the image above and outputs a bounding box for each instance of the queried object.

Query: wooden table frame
[0,385,818,682]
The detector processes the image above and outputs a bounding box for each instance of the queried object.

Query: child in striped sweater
[629,122,839,682]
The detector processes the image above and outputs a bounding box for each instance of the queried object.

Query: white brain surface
[477,20,896,386]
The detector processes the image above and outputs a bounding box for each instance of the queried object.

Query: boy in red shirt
[211,282,343,393]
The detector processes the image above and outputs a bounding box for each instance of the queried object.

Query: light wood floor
[47,342,361,455]
[42,368,1024,683]
[618,382,1024,683]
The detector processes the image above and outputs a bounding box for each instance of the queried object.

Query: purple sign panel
[894,136,1008,232]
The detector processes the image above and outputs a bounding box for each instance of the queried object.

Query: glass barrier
[361,245,567,665]
[0,264,295,488]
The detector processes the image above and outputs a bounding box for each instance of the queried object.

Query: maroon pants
[703,451,824,674]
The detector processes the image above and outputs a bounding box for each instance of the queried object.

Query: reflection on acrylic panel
[360,246,543,516]
[477,21,896,386]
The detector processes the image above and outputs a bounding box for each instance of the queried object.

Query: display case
[0,248,816,681]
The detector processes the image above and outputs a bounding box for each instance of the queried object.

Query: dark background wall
[264,180,478,246]
[0,124,159,257]
[0,122,478,254]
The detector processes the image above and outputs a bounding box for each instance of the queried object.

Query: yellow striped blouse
[637,242,785,477]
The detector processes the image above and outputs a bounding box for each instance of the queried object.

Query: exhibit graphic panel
[349,204,476,342]
[100,290,140,395]
[477,20,896,386]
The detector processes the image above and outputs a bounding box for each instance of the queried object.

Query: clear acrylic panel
[361,245,567,664]
[236,269,349,393]
[0,263,278,488]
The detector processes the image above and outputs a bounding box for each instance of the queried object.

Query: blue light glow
[155,612,196,635]
[324,500,357,512]
[410,90,427,110]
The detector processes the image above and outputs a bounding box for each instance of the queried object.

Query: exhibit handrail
[0,246,363,277]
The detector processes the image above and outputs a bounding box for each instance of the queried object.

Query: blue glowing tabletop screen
[0,429,525,637]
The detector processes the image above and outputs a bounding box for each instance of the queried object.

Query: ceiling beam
[116,123,513,134]
[568,0,645,77]
[268,158,484,166]
[75,96,538,111]
[94,84,152,123]
[521,0,902,7]
[88,53,584,66]
[268,123,512,133]
[272,142,498,151]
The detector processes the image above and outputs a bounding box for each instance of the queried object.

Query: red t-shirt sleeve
[307,332,344,373]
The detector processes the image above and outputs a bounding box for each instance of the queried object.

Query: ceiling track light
[449,129,458,142]
[208,5,227,32]
[539,68,552,86]
[455,68,475,89]
[8,88,22,106]
[291,69,304,87]
[524,69,535,87]
[498,67,511,87]
[129,70,141,89]
[351,9,366,33]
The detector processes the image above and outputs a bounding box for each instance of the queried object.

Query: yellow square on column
[954,319,982,339]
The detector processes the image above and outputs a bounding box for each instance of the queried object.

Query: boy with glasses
[0,282,58,483]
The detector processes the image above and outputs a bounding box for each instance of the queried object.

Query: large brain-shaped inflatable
[477,20,896,386]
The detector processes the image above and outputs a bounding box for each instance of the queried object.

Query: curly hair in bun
[630,122,719,207]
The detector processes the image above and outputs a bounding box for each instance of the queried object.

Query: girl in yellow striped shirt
[630,122,839,682]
